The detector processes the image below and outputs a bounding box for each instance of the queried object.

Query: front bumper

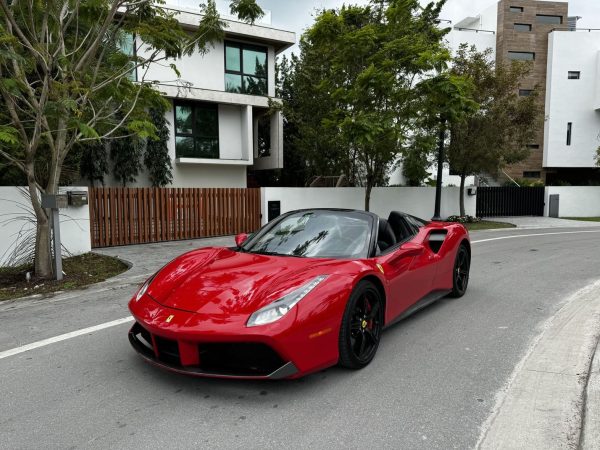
[128,321,299,379]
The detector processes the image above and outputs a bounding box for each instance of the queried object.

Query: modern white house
[102,4,295,188]
[445,0,600,185]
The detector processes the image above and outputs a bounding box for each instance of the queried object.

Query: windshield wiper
[248,250,305,258]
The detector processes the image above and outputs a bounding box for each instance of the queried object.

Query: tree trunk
[364,184,372,211]
[26,168,52,279]
[459,173,466,217]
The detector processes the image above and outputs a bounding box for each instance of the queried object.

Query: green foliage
[144,108,173,187]
[110,134,144,187]
[79,141,109,186]
[511,177,545,187]
[447,44,543,215]
[283,0,453,208]
[402,132,436,186]
[0,0,263,277]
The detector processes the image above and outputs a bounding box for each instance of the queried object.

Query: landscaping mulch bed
[464,220,516,231]
[0,253,129,301]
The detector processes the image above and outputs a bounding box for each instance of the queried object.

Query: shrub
[446,215,482,224]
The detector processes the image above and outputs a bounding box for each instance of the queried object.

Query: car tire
[338,280,384,370]
[450,244,470,298]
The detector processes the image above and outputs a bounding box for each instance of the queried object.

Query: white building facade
[103,5,295,188]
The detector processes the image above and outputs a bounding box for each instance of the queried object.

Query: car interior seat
[377,218,397,252]
[387,211,414,243]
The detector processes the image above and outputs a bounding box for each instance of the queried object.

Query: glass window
[568,71,581,79]
[119,33,137,81]
[566,122,572,146]
[536,15,562,24]
[527,144,540,149]
[510,6,524,13]
[519,89,533,96]
[174,101,219,159]
[241,210,373,259]
[225,41,268,95]
[514,23,532,32]
[508,51,535,61]
[523,171,541,178]
[225,45,241,72]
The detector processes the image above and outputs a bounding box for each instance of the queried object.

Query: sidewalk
[478,280,600,449]
[493,216,600,229]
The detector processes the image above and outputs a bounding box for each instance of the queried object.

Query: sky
[244,0,600,55]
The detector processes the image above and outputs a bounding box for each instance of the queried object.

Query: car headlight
[246,275,328,327]
[134,275,154,301]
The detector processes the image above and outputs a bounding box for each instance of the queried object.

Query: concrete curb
[581,337,600,449]
[477,279,600,450]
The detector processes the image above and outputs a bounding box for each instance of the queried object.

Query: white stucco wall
[544,186,600,217]
[544,31,600,168]
[0,187,91,267]
[138,39,276,98]
[260,187,476,225]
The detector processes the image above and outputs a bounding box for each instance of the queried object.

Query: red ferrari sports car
[128,209,470,379]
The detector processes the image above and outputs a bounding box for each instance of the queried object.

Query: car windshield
[242,210,373,259]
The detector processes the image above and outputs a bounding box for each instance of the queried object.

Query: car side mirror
[235,233,249,247]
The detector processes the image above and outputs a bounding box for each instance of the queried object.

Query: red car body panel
[128,210,469,379]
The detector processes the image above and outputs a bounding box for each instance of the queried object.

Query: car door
[377,217,438,322]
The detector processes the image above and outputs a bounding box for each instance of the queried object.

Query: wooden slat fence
[89,187,261,248]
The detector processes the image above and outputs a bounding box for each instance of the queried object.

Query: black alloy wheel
[339,280,383,369]
[450,244,470,298]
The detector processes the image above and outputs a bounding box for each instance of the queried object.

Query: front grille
[154,335,181,366]
[129,322,287,377]
[198,342,285,376]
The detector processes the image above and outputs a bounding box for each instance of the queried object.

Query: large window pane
[508,51,535,61]
[174,102,220,159]
[244,76,267,95]
[196,107,218,137]
[243,48,267,77]
[225,73,243,93]
[225,45,240,71]
[195,138,219,158]
[175,136,195,157]
[536,15,562,24]
[175,105,193,134]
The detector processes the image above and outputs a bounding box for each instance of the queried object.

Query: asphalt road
[1,227,600,449]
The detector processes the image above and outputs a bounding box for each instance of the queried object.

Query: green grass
[562,217,600,222]
[464,220,516,231]
[0,253,129,301]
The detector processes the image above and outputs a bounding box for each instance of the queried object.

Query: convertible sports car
[128,209,470,379]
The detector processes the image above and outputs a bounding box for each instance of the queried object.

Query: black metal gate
[476,187,545,217]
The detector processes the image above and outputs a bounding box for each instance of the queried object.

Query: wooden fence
[89,187,261,248]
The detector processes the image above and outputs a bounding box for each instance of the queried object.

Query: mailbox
[41,194,68,209]
[67,191,88,206]
[467,187,477,196]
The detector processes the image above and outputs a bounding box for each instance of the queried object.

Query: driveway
[1,228,600,449]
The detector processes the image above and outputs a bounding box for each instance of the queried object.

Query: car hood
[146,247,348,315]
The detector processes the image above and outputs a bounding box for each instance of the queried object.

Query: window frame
[509,6,524,13]
[523,171,541,178]
[519,89,533,97]
[224,41,268,96]
[508,51,535,61]
[173,100,220,159]
[568,71,581,80]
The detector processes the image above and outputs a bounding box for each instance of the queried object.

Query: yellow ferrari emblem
[376,263,384,274]
[362,320,367,329]
[165,314,175,323]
